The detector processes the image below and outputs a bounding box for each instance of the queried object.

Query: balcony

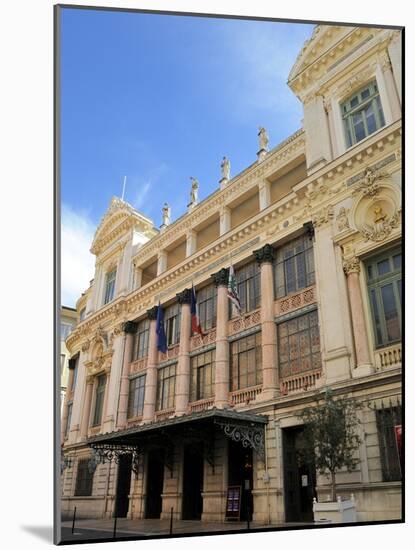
[280,369,322,395]
[188,398,215,413]
[230,385,262,406]
[374,342,402,371]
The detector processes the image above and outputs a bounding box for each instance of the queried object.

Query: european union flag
[156,303,168,353]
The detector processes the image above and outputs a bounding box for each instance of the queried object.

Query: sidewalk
[60,517,311,542]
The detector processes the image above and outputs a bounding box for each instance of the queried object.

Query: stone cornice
[131,129,305,265]
[66,122,401,353]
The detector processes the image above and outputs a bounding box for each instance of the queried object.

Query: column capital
[147,306,158,320]
[177,288,192,304]
[212,267,229,287]
[123,320,137,334]
[253,243,275,265]
[343,256,361,275]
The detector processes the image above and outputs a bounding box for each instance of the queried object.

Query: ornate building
[60,306,78,412]
[61,24,402,524]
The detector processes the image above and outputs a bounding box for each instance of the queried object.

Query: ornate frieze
[275,286,316,317]
[336,207,350,232]
[312,205,334,228]
[352,166,388,197]
[212,267,229,287]
[253,243,275,265]
[343,257,361,275]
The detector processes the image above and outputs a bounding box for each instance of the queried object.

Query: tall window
[104,268,117,304]
[156,364,176,410]
[165,303,181,347]
[366,248,402,348]
[127,375,146,418]
[68,354,79,391]
[375,405,402,482]
[197,284,217,331]
[92,374,106,426]
[65,402,73,438]
[278,310,321,379]
[132,319,150,361]
[341,80,385,147]
[233,261,261,316]
[230,332,262,391]
[274,234,315,298]
[74,458,94,496]
[190,350,215,401]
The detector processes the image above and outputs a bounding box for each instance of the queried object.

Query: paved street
[60,518,312,543]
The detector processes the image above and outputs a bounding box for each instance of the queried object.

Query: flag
[156,302,168,353]
[227,264,242,315]
[191,285,204,336]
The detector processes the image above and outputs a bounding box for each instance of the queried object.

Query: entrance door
[114,454,132,518]
[282,426,316,522]
[182,445,204,520]
[228,440,253,521]
[145,451,165,519]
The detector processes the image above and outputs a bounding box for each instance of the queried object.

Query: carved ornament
[343,257,361,275]
[212,267,229,287]
[312,205,334,228]
[253,243,275,265]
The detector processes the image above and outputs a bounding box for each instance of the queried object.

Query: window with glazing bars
[278,310,321,379]
[341,80,385,148]
[197,284,217,331]
[127,374,146,418]
[366,248,402,348]
[104,268,117,304]
[69,354,79,391]
[190,349,215,401]
[92,374,106,426]
[74,458,94,496]
[375,405,402,482]
[231,261,261,317]
[65,402,73,438]
[274,234,315,298]
[132,319,150,361]
[164,303,181,347]
[230,332,262,391]
[156,364,176,410]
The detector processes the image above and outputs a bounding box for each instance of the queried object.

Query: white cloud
[61,203,96,308]
[133,180,151,209]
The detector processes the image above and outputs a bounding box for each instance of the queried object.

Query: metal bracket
[216,420,265,462]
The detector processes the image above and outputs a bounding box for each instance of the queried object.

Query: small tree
[298,388,362,502]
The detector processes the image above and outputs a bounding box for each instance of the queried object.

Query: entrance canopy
[87,409,268,476]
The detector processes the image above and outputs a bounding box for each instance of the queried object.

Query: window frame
[230,331,262,391]
[74,458,94,496]
[375,405,402,482]
[231,261,261,317]
[132,318,150,361]
[65,402,73,438]
[197,284,217,332]
[274,233,315,299]
[190,349,216,401]
[277,309,321,379]
[127,374,146,418]
[164,303,181,347]
[103,267,117,305]
[341,80,386,148]
[366,247,402,348]
[91,374,106,427]
[156,364,176,411]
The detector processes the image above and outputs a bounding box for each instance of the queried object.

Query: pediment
[90,197,156,255]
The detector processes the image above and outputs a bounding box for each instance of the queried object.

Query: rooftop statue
[221,156,231,180]
[189,177,199,206]
[161,202,171,226]
[258,126,269,151]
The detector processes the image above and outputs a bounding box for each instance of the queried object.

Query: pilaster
[175,289,192,415]
[142,306,159,422]
[157,251,167,276]
[116,323,137,428]
[212,268,230,408]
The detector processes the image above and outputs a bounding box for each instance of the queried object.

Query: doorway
[182,445,204,519]
[282,426,316,522]
[145,450,165,519]
[114,454,132,518]
[227,440,253,521]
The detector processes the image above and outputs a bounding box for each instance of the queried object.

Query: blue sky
[60,7,314,306]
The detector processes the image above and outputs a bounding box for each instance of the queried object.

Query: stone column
[254,244,279,399]
[175,289,192,415]
[116,322,137,428]
[259,180,271,210]
[157,251,167,276]
[61,359,76,443]
[80,376,94,439]
[142,306,159,422]
[101,370,111,427]
[212,268,230,408]
[343,257,373,377]
[312,206,353,383]
[134,266,143,290]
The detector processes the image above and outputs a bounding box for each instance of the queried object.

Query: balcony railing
[129,356,148,375]
[374,343,402,371]
[230,385,262,406]
[188,398,215,413]
[155,408,175,421]
[280,369,322,394]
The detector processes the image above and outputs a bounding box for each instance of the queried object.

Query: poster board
[225,485,241,521]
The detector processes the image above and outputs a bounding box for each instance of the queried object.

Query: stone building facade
[60,306,78,412]
[61,24,402,524]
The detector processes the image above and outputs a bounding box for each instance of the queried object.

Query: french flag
[191,285,204,336]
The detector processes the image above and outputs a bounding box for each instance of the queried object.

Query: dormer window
[103,268,117,304]
[341,80,385,148]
